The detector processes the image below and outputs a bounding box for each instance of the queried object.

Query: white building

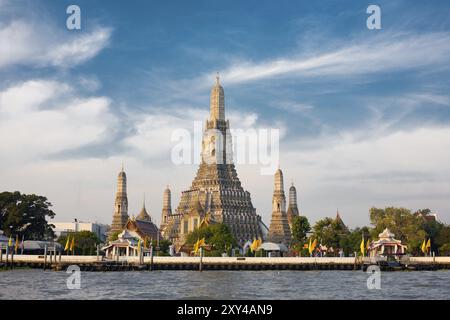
[52,220,109,242]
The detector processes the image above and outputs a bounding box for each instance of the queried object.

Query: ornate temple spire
[287,182,300,228]
[274,168,284,193]
[268,167,292,245]
[163,185,172,212]
[110,165,129,236]
[210,73,225,121]
[160,185,172,232]
[137,194,151,221]
[289,183,297,207]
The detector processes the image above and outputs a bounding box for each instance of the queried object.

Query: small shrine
[368,228,407,257]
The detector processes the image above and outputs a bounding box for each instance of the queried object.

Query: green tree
[313,217,350,251]
[58,231,100,255]
[340,226,371,256]
[186,223,237,256]
[291,215,311,244]
[108,230,121,241]
[0,191,55,240]
[439,243,450,255]
[151,238,172,256]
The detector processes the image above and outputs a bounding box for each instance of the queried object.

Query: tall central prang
[161,76,264,249]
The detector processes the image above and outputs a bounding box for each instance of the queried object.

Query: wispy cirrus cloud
[208,32,450,85]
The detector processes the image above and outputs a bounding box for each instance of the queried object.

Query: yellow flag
[70,236,75,252]
[255,238,261,250]
[309,239,317,254]
[421,239,426,253]
[250,239,257,252]
[366,238,370,250]
[8,236,12,247]
[360,237,365,256]
[193,238,199,255]
[15,235,19,253]
[143,237,147,249]
[137,238,141,254]
[199,237,205,247]
[64,236,70,251]
[426,238,431,250]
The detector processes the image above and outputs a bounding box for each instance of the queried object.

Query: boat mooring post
[96,245,100,262]
[43,245,48,271]
[11,247,14,269]
[199,247,203,272]
[59,248,62,264]
[5,245,9,268]
[0,244,3,263]
[149,246,154,271]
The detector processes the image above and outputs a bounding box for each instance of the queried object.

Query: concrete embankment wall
[3,255,450,271]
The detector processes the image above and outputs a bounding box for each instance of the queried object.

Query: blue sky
[1,0,450,228]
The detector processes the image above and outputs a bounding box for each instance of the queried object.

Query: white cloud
[209,32,450,84]
[0,80,117,164]
[277,125,450,227]
[0,20,111,69]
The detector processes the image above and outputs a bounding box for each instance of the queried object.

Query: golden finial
[216,72,220,85]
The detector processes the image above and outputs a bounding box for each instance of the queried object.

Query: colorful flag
[360,237,365,256]
[8,235,12,247]
[426,238,431,251]
[421,239,426,254]
[64,236,70,252]
[250,239,255,252]
[193,238,200,255]
[309,239,317,254]
[366,238,370,251]
[70,236,75,252]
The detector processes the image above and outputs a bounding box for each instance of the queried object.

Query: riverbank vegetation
[298,207,450,256]
[0,191,55,240]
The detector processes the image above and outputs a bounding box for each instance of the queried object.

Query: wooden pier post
[5,245,9,268]
[11,247,14,269]
[59,248,62,264]
[0,244,3,263]
[97,245,100,262]
[149,246,153,271]
[199,247,203,272]
[43,245,48,271]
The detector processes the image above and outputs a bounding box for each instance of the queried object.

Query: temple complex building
[160,76,264,249]
[267,168,292,245]
[104,202,160,258]
[110,165,129,236]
